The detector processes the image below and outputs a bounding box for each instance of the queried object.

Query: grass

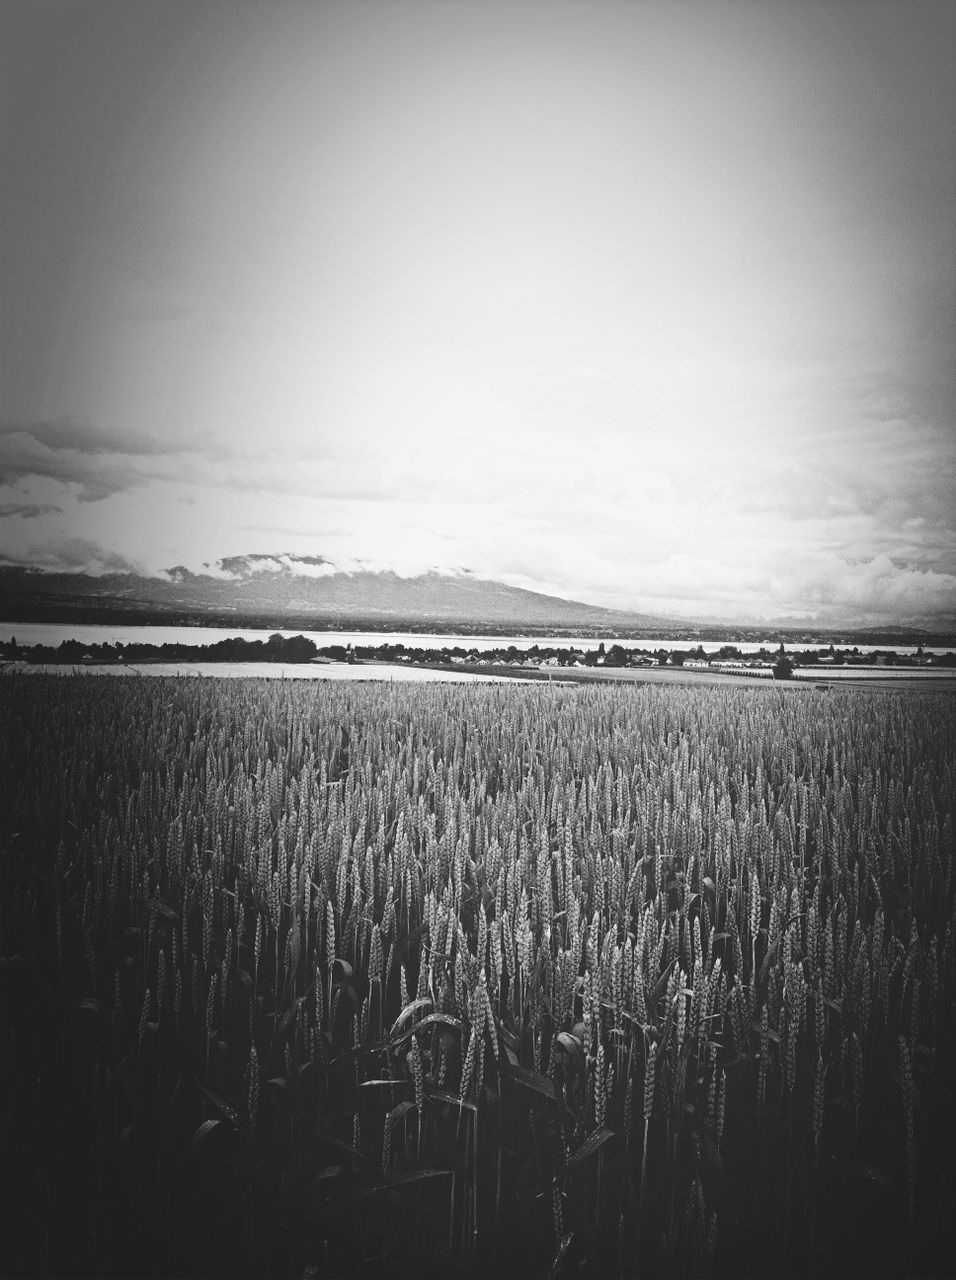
[1,674,954,1277]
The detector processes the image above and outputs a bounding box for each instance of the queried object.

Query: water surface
[2,622,949,657]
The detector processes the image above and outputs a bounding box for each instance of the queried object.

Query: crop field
[2,675,955,1278]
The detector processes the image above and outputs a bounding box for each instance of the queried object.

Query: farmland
[2,675,954,1277]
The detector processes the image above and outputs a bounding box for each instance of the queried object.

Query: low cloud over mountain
[0,551,676,631]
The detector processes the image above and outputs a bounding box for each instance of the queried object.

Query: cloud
[205,552,472,581]
[0,416,238,459]
[0,417,237,502]
[0,501,63,518]
[0,433,153,502]
[578,547,956,627]
[771,554,956,626]
[0,418,182,456]
[0,535,140,575]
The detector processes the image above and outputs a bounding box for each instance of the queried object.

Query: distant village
[4,633,952,676]
[339,640,953,677]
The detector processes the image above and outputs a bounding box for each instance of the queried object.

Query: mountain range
[0,553,679,634]
[1,553,950,642]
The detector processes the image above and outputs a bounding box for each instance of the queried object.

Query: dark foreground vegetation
[2,632,320,666]
[2,676,955,1278]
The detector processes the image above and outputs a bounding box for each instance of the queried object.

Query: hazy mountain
[0,553,679,633]
[4,553,951,641]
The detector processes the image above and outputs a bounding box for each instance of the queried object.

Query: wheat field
[2,674,954,1277]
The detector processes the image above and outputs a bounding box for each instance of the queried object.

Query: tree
[283,635,318,663]
[773,654,795,680]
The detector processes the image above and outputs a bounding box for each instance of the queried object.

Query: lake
[1,622,950,657]
[2,660,524,684]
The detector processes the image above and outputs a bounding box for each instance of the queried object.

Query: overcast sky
[1,0,954,625]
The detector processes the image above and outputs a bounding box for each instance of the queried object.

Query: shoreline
[5,657,955,691]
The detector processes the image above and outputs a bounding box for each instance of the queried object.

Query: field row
[2,676,954,1277]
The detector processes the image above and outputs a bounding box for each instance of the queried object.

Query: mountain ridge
[2,553,952,641]
[0,553,679,632]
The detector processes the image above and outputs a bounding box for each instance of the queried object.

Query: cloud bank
[2,2,953,629]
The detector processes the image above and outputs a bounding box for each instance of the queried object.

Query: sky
[1,0,954,626]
